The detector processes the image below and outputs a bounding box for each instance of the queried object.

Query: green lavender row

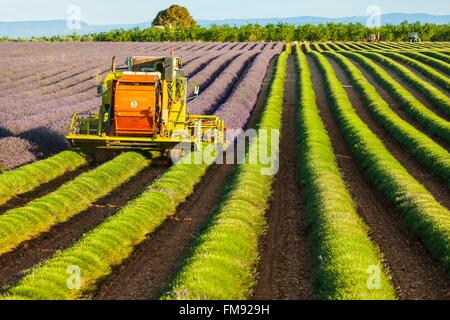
[2,153,210,299]
[311,50,450,277]
[380,51,450,91]
[163,48,289,300]
[0,152,149,256]
[325,51,450,186]
[297,47,395,299]
[0,150,88,206]
[342,51,450,142]
[360,51,450,118]
[399,51,450,75]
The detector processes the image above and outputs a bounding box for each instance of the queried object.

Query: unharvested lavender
[214,50,278,140]
[0,42,282,169]
[0,137,40,169]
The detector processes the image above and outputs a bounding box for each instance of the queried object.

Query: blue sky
[0,0,449,24]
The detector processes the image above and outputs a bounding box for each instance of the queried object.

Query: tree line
[2,22,449,42]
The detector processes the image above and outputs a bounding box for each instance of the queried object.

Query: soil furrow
[93,56,278,301]
[0,164,167,291]
[253,54,314,300]
[308,55,450,300]
[348,58,450,151]
[327,56,450,208]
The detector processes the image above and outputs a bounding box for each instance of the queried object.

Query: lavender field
[0,41,283,169]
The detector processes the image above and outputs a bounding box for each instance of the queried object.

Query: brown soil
[0,164,166,291]
[0,165,92,215]
[328,56,450,209]
[348,57,450,152]
[308,55,450,300]
[93,57,279,300]
[318,43,327,51]
[253,54,314,300]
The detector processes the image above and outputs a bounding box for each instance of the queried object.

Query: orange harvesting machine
[66,55,227,156]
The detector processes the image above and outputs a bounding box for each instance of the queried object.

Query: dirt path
[328,56,450,209]
[253,54,314,300]
[0,165,92,215]
[93,57,278,300]
[0,164,167,291]
[308,55,450,300]
[348,58,450,152]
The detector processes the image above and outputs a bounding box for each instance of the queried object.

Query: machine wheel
[93,149,117,164]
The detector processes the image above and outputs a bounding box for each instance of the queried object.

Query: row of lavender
[0,42,283,169]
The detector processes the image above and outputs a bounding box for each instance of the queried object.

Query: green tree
[152,5,197,28]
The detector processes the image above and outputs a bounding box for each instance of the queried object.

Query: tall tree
[152,5,197,28]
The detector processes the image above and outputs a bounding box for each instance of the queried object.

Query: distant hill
[1,13,449,39]
[0,20,149,38]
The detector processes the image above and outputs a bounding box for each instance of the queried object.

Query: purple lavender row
[0,52,207,120]
[0,56,112,93]
[183,52,223,76]
[3,63,106,99]
[189,52,258,115]
[0,44,119,81]
[2,51,221,128]
[0,51,255,150]
[0,63,105,106]
[1,87,97,125]
[0,42,171,87]
[214,49,279,139]
[0,44,145,86]
[3,96,98,134]
[187,52,241,96]
[0,137,39,170]
[0,48,203,97]
[0,43,276,169]
[0,71,101,118]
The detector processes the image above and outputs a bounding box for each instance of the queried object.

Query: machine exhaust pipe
[111,56,116,73]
